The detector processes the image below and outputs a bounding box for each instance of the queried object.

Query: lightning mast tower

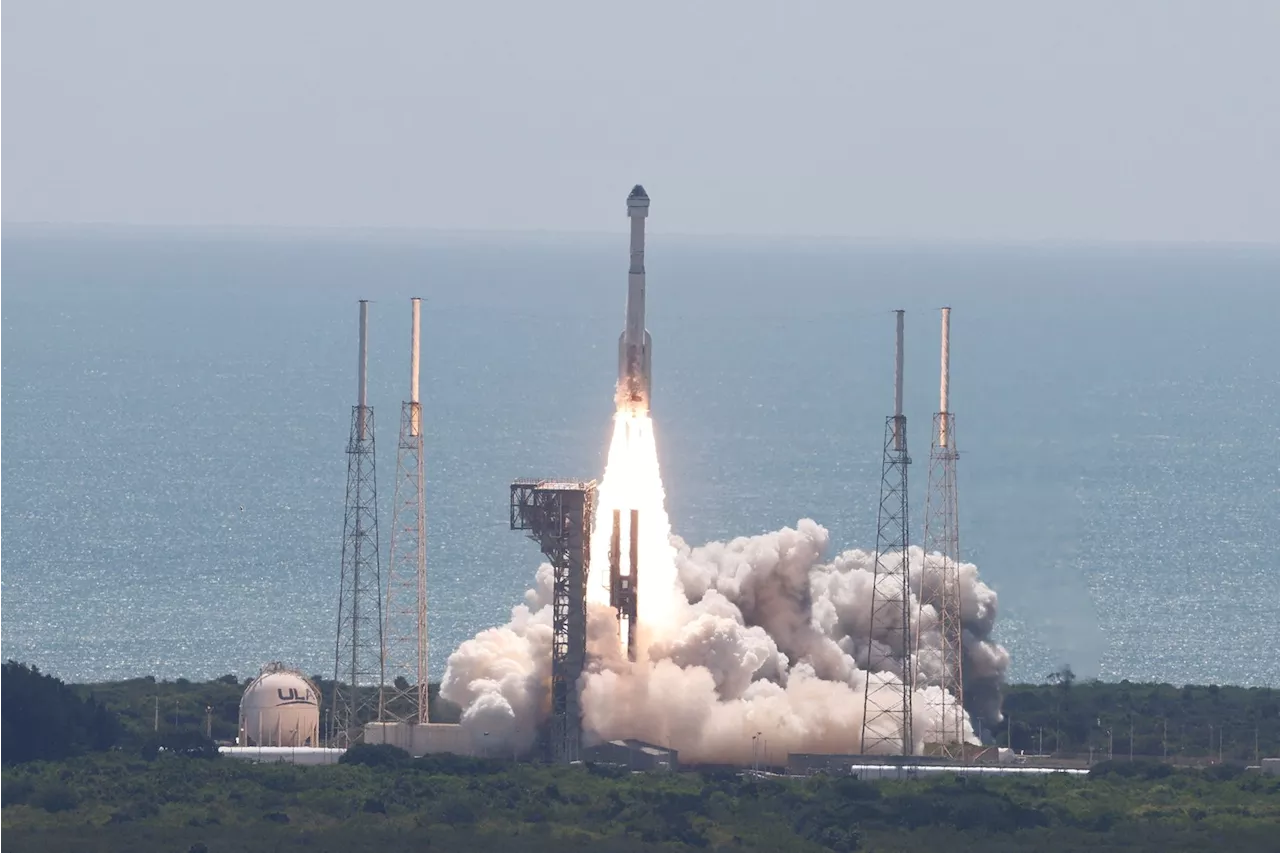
[917,307,965,756]
[331,300,384,747]
[861,309,914,756]
[382,298,429,724]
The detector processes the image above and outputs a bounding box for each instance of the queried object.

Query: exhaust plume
[442,501,1010,764]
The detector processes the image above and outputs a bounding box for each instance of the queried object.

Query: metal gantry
[382,400,428,723]
[861,309,913,756]
[917,307,966,757]
[382,298,429,725]
[332,404,384,746]
[510,479,595,764]
[332,300,384,748]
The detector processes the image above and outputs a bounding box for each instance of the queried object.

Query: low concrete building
[788,748,1017,776]
[582,739,677,771]
[1261,758,1280,776]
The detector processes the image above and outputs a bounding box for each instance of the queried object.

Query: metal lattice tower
[917,307,966,756]
[331,300,384,747]
[510,479,595,764]
[382,298,429,724]
[861,309,914,756]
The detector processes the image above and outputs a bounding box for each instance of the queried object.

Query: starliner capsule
[618,184,652,414]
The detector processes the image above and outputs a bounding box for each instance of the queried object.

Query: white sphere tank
[239,663,321,747]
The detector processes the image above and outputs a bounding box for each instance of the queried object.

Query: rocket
[618,184,652,414]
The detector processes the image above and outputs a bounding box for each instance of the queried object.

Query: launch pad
[324,187,986,770]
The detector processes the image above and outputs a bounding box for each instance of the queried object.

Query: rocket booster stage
[618,185,652,414]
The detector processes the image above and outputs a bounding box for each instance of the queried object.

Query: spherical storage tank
[239,663,321,747]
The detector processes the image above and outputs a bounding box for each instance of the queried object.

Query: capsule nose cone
[628,184,649,200]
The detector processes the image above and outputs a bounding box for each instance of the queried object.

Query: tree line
[5,660,1277,765]
[995,666,1280,761]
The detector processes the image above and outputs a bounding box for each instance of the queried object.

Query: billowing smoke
[441,517,1010,765]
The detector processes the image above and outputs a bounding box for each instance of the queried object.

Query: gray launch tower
[861,309,914,756]
[332,300,385,747]
[917,307,966,756]
[382,298,429,725]
[510,479,596,764]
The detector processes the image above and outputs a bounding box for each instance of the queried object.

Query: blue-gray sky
[4,1,1278,242]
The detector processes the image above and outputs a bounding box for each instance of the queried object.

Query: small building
[1261,758,1280,776]
[582,739,677,771]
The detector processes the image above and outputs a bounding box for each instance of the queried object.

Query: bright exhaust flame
[589,409,679,652]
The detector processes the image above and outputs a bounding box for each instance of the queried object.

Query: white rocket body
[618,185,652,414]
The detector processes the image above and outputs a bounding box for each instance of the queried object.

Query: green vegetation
[997,667,1280,760]
[4,749,1278,852]
[4,663,1279,851]
[1,662,120,764]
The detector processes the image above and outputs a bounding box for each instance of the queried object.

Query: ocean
[3,225,1278,688]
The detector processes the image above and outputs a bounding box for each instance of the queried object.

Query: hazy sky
[4,1,1278,242]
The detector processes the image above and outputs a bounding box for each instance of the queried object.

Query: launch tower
[917,307,965,756]
[861,309,914,756]
[382,298,429,724]
[510,479,596,764]
[332,300,385,747]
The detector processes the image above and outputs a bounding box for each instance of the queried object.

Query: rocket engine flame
[588,411,678,650]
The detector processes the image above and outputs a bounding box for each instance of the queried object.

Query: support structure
[918,307,966,756]
[861,309,913,756]
[382,297,429,724]
[332,300,384,747]
[608,508,640,661]
[510,479,596,764]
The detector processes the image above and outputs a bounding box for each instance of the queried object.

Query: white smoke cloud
[441,519,1010,765]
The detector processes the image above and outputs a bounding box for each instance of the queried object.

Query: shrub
[139,731,220,761]
[414,752,502,775]
[340,742,411,768]
[441,799,477,825]
[32,782,79,813]
[1,775,34,806]
[1,662,121,763]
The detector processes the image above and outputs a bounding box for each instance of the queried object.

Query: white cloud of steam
[441,519,1010,765]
